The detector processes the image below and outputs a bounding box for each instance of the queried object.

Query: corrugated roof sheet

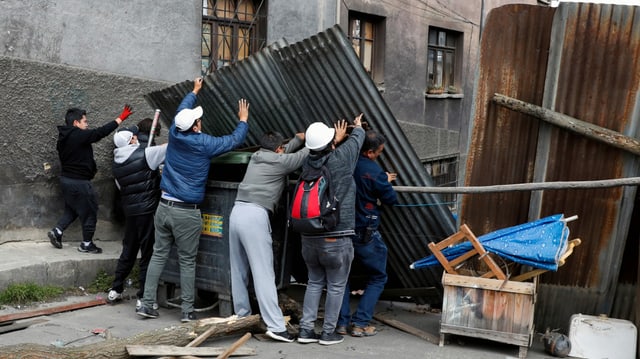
[145,25,456,303]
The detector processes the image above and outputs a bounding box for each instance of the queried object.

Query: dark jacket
[56,120,119,180]
[112,147,161,216]
[304,126,365,233]
[353,155,398,231]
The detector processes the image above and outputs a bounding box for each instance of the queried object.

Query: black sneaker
[266,330,295,343]
[48,229,62,249]
[319,330,344,345]
[297,328,320,344]
[77,242,102,254]
[136,305,159,319]
[181,312,197,322]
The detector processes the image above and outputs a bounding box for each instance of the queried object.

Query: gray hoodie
[304,126,365,233]
[235,136,309,212]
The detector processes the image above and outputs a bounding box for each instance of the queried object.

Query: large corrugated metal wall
[145,25,456,303]
[465,3,640,330]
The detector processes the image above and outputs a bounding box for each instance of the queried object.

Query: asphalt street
[0,237,553,358]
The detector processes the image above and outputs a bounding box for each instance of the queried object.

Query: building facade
[0,0,540,233]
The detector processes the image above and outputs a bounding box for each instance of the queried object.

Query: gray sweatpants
[229,201,286,333]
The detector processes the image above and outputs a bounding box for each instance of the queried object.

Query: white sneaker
[107,289,122,303]
[136,299,158,310]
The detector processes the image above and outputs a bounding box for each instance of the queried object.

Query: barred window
[201,0,267,75]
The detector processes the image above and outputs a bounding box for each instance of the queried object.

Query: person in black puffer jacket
[107,126,167,305]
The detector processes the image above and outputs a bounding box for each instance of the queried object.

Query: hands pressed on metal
[334,119,348,144]
[238,98,249,122]
[193,77,203,94]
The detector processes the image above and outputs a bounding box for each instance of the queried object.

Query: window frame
[424,154,459,213]
[348,11,385,85]
[201,0,266,75]
[427,27,461,91]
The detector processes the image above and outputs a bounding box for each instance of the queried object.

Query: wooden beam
[216,332,252,359]
[0,298,106,325]
[492,93,640,156]
[373,312,439,345]
[126,345,256,356]
[393,177,640,194]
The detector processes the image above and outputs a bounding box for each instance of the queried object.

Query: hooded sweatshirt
[56,120,119,180]
[303,126,365,233]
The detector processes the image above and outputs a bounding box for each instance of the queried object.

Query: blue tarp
[410,214,570,271]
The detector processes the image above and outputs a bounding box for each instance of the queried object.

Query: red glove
[118,104,134,121]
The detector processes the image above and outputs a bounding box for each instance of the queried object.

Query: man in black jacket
[48,105,133,253]
[108,126,167,304]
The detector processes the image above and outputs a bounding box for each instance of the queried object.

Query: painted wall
[0,0,200,238]
[0,0,201,83]
[266,0,338,44]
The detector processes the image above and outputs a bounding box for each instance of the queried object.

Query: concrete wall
[0,0,201,83]
[0,56,169,240]
[266,0,338,44]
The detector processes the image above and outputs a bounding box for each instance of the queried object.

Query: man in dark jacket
[297,114,365,346]
[107,126,167,305]
[337,129,398,338]
[136,77,249,323]
[48,105,133,253]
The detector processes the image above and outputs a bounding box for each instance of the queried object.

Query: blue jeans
[299,235,354,334]
[338,230,388,328]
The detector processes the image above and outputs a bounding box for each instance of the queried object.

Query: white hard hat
[305,122,335,150]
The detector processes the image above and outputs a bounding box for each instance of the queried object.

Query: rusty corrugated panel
[463,4,555,234]
[466,2,640,327]
[145,25,456,303]
[540,3,640,295]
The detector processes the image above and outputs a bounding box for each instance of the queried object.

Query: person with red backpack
[296,114,364,346]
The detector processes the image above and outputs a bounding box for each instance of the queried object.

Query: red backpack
[290,159,340,233]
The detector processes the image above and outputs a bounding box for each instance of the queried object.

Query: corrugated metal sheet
[145,25,456,303]
[466,2,640,328]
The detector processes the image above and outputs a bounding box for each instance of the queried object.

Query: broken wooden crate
[428,223,580,359]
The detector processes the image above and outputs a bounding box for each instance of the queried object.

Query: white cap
[305,122,335,150]
[175,106,203,131]
[113,126,139,147]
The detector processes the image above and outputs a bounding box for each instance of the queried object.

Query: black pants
[112,212,155,298]
[55,176,98,243]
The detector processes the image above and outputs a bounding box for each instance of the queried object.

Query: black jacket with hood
[56,120,119,180]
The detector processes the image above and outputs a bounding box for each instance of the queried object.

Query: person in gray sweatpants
[229,131,308,343]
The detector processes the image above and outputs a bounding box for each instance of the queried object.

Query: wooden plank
[126,345,256,356]
[0,318,48,334]
[443,273,535,294]
[0,298,106,325]
[492,93,640,157]
[440,323,530,346]
[373,313,439,345]
[216,332,252,359]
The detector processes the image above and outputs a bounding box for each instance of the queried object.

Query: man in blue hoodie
[136,77,250,322]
